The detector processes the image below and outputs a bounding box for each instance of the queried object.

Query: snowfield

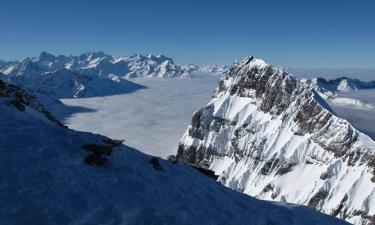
[59,75,221,157]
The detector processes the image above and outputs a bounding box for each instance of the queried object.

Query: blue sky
[0,0,374,68]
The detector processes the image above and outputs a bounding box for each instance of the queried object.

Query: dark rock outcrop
[83,138,123,167]
[149,157,164,171]
[0,80,63,126]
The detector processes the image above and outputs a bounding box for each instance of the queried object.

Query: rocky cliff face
[177,57,375,225]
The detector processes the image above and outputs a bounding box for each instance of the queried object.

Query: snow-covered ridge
[0,80,348,225]
[177,56,375,225]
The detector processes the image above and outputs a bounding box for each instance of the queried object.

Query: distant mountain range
[304,77,375,94]
[0,52,227,98]
[0,51,227,78]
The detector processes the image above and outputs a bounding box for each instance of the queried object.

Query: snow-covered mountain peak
[79,51,106,60]
[34,51,57,61]
[239,56,268,69]
[177,56,375,224]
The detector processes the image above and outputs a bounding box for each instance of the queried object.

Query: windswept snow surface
[0,80,349,225]
[59,75,222,157]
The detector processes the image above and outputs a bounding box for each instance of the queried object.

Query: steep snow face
[0,81,348,225]
[177,57,375,225]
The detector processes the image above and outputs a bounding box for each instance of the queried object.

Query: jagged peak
[239,56,268,69]
[146,53,154,59]
[34,51,56,61]
[201,56,375,160]
[79,51,107,60]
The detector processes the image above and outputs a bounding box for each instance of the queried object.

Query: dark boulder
[167,155,178,164]
[84,154,107,166]
[149,157,164,171]
[9,100,26,111]
[103,138,124,147]
[191,166,219,180]
[82,144,113,156]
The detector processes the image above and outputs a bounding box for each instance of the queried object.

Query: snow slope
[177,57,375,225]
[0,80,348,225]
